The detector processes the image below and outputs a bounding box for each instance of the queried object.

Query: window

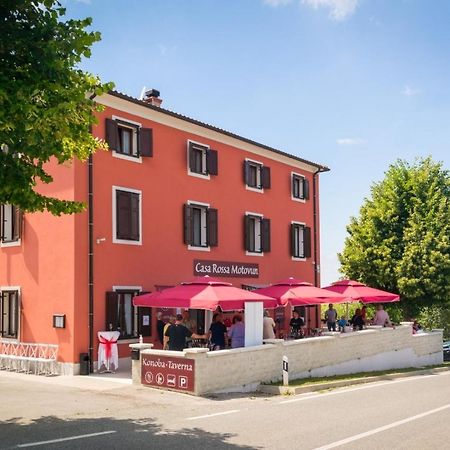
[291,223,311,259]
[292,173,309,201]
[105,290,151,340]
[244,214,270,254]
[0,204,22,245]
[105,118,153,159]
[187,141,218,177]
[183,203,218,249]
[0,290,19,339]
[113,187,142,245]
[243,160,270,190]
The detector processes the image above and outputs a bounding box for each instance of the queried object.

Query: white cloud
[73,0,92,4]
[402,85,421,97]
[337,137,366,146]
[264,0,293,6]
[301,0,359,21]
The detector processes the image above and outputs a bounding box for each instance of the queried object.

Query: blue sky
[66,0,450,285]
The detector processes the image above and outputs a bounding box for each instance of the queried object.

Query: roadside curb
[258,366,450,396]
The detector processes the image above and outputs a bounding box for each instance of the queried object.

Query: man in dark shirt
[208,313,228,350]
[164,314,205,351]
[156,312,165,347]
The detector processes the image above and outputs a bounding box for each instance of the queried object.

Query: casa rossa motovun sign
[193,259,259,278]
[141,354,195,392]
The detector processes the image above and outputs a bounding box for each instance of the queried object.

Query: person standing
[156,312,166,347]
[324,304,338,331]
[164,314,205,351]
[289,310,305,338]
[263,310,276,339]
[228,315,245,348]
[208,313,228,350]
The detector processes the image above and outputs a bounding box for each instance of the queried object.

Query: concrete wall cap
[129,343,154,350]
[184,347,209,354]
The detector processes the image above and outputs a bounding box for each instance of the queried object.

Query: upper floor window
[183,202,218,249]
[243,159,271,191]
[105,118,153,159]
[187,141,218,178]
[290,222,311,259]
[292,173,309,201]
[113,187,142,245]
[244,213,270,254]
[0,290,19,339]
[0,204,22,245]
[105,289,151,340]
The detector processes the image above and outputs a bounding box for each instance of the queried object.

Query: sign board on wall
[141,354,195,392]
[193,259,259,278]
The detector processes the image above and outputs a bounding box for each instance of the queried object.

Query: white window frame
[245,211,264,257]
[187,200,210,252]
[0,286,21,342]
[112,186,143,246]
[245,158,264,193]
[111,115,143,164]
[187,139,210,180]
[0,204,21,248]
[291,172,306,203]
[291,220,307,261]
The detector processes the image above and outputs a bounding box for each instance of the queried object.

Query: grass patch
[266,362,450,387]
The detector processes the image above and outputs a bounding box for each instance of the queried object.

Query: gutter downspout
[88,151,94,373]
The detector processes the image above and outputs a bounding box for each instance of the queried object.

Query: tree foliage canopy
[339,157,450,314]
[0,0,113,215]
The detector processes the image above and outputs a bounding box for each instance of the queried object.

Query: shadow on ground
[0,416,258,449]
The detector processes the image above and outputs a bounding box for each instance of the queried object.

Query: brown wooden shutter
[290,223,296,257]
[207,208,218,247]
[116,191,131,240]
[244,215,251,251]
[183,204,193,245]
[261,166,271,189]
[0,204,4,241]
[137,303,152,337]
[243,161,250,185]
[261,218,271,252]
[304,226,312,258]
[105,292,119,331]
[105,118,118,151]
[13,207,22,241]
[130,193,140,241]
[304,179,310,200]
[188,142,196,172]
[138,128,153,157]
[207,149,218,175]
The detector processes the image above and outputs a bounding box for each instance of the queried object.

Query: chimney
[143,88,162,107]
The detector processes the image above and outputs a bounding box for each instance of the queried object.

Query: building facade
[0,90,329,373]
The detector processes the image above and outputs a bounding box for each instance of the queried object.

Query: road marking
[313,403,450,450]
[186,409,240,420]
[17,431,117,448]
[279,374,439,404]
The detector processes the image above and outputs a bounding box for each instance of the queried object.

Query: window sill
[188,245,211,252]
[112,238,142,246]
[246,251,264,257]
[112,152,142,164]
[245,185,264,194]
[291,256,307,262]
[187,170,211,180]
[291,196,306,203]
[1,239,21,248]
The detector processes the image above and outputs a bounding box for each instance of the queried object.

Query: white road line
[313,403,450,450]
[279,374,440,404]
[17,431,117,448]
[186,409,240,421]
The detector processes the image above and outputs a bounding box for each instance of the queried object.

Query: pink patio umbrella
[133,276,278,311]
[254,277,348,307]
[322,280,400,304]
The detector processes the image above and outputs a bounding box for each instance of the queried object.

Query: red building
[0,90,329,373]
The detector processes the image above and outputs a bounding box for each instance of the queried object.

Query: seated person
[338,316,348,332]
[289,310,305,338]
[371,304,391,327]
[350,308,364,331]
[412,320,422,334]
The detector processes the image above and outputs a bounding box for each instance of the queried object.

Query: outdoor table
[97,331,120,373]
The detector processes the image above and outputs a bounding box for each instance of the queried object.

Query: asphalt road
[0,370,449,449]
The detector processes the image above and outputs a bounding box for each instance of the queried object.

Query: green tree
[0,0,113,215]
[339,157,450,317]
